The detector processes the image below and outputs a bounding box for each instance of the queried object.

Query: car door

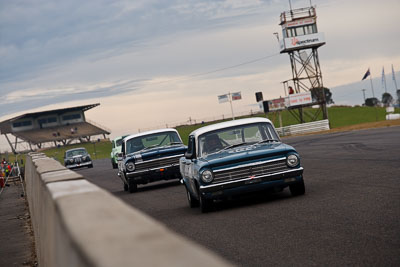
[181,136,198,195]
[117,141,126,174]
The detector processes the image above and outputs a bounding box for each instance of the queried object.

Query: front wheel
[199,194,212,213]
[123,183,128,191]
[112,160,118,169]
[289,180,305,196]
[128,180,137,193]
[186,188,199,208]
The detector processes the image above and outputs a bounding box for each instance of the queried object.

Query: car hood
[127,144,187,162]
[198,143,297,170]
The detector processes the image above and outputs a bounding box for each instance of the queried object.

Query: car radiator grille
[213,159,288,184]
[135,156,181,171]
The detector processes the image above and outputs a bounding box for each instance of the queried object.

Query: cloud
[1,0,400,151]
[0,0,277,82]
[0,0,286,116]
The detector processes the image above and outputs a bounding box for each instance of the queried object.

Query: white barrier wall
[276,119,330,136]
[26,153,231,267]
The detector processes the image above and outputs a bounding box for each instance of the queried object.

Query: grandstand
[0,103,110,153]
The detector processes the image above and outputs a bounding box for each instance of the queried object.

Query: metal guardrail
[276,119,330,137]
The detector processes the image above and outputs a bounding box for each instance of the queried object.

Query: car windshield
[116,138,123,147]
[198,122,280,157]
[126,131,182,154]
[66,149,88,158]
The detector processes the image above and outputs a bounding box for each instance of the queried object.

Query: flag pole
[368,70,378,121]
[229,92,235,120]
[382,66,387,93]
[369,71,375,98]
[392,64,398,90]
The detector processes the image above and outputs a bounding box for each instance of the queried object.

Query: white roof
[124,128,179,143]
[113,135,129,141]
[190,117,273,138]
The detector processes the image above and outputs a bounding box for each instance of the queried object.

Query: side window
[295,26,304,36]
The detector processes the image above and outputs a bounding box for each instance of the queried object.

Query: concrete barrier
[26,153,231,267]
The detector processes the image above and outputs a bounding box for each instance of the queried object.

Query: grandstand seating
[13,122,108,144]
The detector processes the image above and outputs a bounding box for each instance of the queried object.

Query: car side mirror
[185,151,194,160]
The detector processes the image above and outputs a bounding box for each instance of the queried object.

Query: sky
[0,0,399,151]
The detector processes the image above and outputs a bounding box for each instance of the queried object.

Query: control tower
[279,6,328,122]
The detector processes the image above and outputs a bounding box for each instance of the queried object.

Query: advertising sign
[268,98,287,111]
[218,94,229,103]
[287,92,312,107]
[280,32,325,52]
[284,17,315,28]
[232,92,242,101]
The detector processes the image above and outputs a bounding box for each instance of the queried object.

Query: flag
[218,94,229,103]
[232,92,242,101]
[362,68,370,80]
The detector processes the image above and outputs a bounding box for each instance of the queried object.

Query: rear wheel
[289,180,305,196]
[186,188,199,208]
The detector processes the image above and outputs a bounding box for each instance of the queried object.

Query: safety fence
[276,119,330,136]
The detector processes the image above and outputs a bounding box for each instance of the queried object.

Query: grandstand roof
[0,103,100,134]
[5,103,99,122]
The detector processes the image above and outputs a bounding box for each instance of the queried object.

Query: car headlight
[69,159,74,164]
[201,170,213,183]
[126,162,135,172]
[287,154,299,167]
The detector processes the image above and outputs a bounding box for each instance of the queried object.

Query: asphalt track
[79,126,400,266]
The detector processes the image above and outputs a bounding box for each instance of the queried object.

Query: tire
[199,194,212,213]
[88,164,93,168]
[112,160,118,169]
[128,180,137,193]
[124,183,128,191]
[186,188,199,208]
[289,180,305,196]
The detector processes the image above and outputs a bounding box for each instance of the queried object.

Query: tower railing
[280,6,316,24]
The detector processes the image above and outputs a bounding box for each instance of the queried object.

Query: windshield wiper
[256,139,279,144]
[222,142,249,151]
[166,142,182,145]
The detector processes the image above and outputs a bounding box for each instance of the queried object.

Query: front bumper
[199,167,303,198]
[65,161,92,169]
[125,164,181,184]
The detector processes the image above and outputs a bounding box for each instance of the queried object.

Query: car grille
[213,159,288,184]
[135,155,182,171]
[74,157,82,163]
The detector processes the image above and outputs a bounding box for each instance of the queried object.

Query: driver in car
[204,134,223,154]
